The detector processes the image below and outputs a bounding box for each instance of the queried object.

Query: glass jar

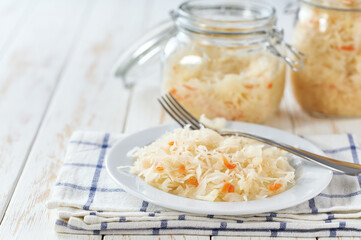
[113,0,304,123]
[162,0,304,123]
[291,0,361,117]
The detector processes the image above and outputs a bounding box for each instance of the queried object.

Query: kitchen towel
[47,131,361,237]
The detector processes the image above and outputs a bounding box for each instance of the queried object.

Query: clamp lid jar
[291,0,361,117]
[163,0,304,123]
[113,0,305,123]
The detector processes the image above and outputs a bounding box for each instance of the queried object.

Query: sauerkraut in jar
[162,0,304,123]
[291,0,361,117]
[164,45,286,123]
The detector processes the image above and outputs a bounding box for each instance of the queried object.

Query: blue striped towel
[47,131,361,237]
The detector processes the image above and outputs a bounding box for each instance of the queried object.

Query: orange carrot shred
[228,184,235,193]
[244,84,254,89]
[186,177,199,187]
[183,84,197,91]
[222,182,235,193]
[222,183,231,193]
[222,155,236,169]
[168,141,174,146]
[169,88,177,95]
[340,45,355,51]
[156,166,164,171]
[267,83,273,89]
[268,183,282,191]
[178,165,185,174]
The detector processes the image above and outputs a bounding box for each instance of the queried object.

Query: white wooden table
[0,0,360,239]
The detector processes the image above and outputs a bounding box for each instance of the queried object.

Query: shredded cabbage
[199,114,227,130]
[163,44,285,123]
[129,127,295,202]
[291,1,361,116]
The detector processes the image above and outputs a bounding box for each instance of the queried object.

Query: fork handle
[220,131,361,176]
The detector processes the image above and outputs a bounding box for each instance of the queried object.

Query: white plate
[106,122,333,215]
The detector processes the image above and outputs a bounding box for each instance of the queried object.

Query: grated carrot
[168,141,175,146]
[244,84,254,89]
[340,45,355,51]
[156,166,164,171]
[169,88,177,95]
[186,177,199,187]
[222,155,236,169]
[222,182,235,193]
[228,184,235,193]
[268,183,282,191]
[267,83,273,89]
[178,165,185,174]
[183,84,197,91]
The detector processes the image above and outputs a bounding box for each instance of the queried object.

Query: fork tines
[158,93,202,130]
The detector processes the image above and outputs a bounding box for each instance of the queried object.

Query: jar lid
[174,0,277,36]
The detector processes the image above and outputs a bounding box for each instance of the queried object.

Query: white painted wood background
[0,0,360,239]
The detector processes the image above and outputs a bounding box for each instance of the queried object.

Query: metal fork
[158,93,361,176]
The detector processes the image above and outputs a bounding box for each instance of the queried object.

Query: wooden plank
[105,236,209,240]
[272,0,295,42]
[265,87,294,132]
[0,0,90,222]
[122,0,183,134]
[322,117,361,140]
[145,0,184,24]
[0,0,35,54]
[0,0,147,238]
[284,84,337,135]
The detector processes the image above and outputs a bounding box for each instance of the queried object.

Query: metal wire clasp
[266,27,306,71]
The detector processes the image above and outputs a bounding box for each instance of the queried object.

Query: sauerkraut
[291,1,361,116]
[129,127,295,202]
[163,44,286,123]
